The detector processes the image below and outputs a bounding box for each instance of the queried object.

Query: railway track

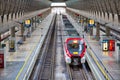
[29,14,57,80]
[67,63,95,80]
[38,21,56,80]
[60,14,95,80]
[67,65,87,80]
[30,14,95,80]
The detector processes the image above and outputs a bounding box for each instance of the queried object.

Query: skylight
[51,2,66,7]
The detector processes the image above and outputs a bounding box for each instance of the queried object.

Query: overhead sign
[89,20,94,24]
[25,19,31,25]
[24,19,31,28]
[88,19,95,27]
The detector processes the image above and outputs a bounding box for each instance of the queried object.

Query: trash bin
[2,44,6,48]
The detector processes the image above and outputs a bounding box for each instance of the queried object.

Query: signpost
[24,19,31,28]
[24,19,31,37]
[88,19,95,27]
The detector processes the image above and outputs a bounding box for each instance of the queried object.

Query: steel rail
[29,14,57,80]
[38,14,57,80]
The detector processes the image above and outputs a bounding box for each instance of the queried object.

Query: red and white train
[62,15,87,65]
[64,37,86,65]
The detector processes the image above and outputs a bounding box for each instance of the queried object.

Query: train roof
[65,37,85,43]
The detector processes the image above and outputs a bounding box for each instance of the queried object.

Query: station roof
[0,0,119,18]
[0,0,120,33]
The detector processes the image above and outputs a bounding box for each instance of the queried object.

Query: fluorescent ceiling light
[51,3,66,7]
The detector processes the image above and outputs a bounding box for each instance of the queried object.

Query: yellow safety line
[88,48,110,80]
[16,33,42,80]
[15,43,37,80]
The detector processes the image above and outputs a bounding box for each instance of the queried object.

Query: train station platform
[0,13,54,80]
[66,13,120,80]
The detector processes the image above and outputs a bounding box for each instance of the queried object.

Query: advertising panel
[0,49,4,68]
[109,40,115,51]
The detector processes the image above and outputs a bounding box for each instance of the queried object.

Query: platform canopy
[0,0,119,18]
[0,0,120,33]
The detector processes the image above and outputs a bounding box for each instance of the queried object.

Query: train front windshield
[67,40,84,55]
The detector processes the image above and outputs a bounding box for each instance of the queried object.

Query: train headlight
[73,40,78,43]
[81,56,85,63]
[66,57,71,64]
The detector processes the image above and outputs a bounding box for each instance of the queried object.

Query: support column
[106,26,110,37]
[117,43,120,62]
[118,15,120,23]
[31,18,34,32]
[0,33,2,48]
[35,16,37,28]
[85,18,89,33]
[11,27,15,37]
[90,27,93,36]
[96,22,100,40]
[27,27,31,37]
[20,23,25,41]
[9,27,16,52]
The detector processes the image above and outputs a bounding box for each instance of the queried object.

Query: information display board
[102,40,109,51]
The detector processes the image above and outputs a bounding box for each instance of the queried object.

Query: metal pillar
[9,27,16,52]
[35,16,37,28]
[0,33,1,48]
[27,27,31,37]
[11,27,15,37]
[117,43,120,62]
[31,18,34,32]
[106,26,110,37]
[118,15,120,23]
[96,22,100,40]
[90,27,93,36]
[20,23,25,41]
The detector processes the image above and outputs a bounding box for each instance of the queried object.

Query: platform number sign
[24,19,31,28]
[88,19,95,27]
[102,40,108,51]
[89,20,94,25]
